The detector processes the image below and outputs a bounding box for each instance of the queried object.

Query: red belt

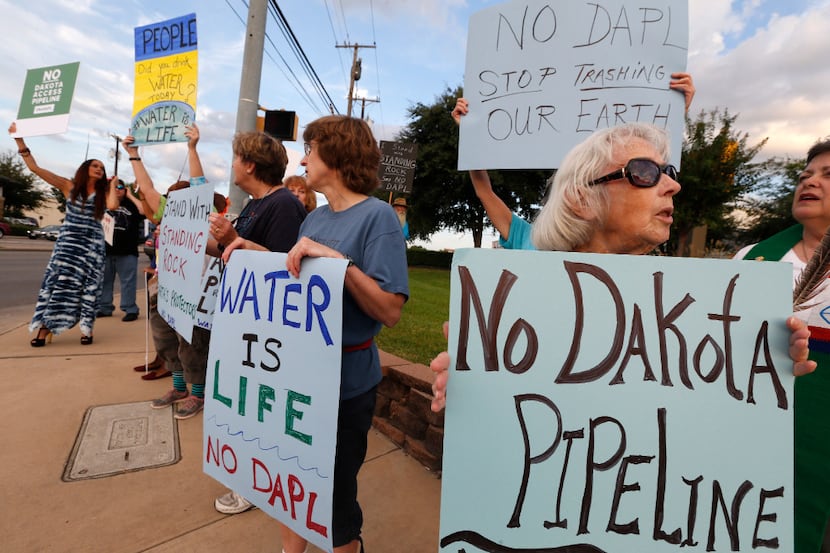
[343,338,373,352]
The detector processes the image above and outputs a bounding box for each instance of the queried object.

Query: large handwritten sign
[131,13,198,145]
[459,0,688,170]
[439,249,794,552]
[12,62,80,137]
[203,251,345,552]
[156,184,213,342]
[378,141,418,194]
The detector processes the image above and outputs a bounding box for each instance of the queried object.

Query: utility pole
[228,0,268,217]
[336,43,376,117]
[358,96,380,120]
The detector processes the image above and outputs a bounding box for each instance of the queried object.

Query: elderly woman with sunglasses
[430,121,816,412]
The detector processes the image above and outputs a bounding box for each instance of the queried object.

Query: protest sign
[194,256,224,331]
[131,13,198,146]
[102,212,115,246]
[459,0,688,170]
[439,248,794,552]
[203,250,345,552]
[378,141,418,194]
[156,183,213,342]
[12,62,80,137]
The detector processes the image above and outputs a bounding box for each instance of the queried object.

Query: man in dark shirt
[97,179,144,321]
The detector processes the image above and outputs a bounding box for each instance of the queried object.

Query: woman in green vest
[734,138,830,553]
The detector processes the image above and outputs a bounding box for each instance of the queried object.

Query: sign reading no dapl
[459,0,688,169]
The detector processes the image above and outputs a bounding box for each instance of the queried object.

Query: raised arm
[9,122,72,196]
[185,124,204,179]
[122,136,162,222]
[106,176,121,210]
[452,99,513,240]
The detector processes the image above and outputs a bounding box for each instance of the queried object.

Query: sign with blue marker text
[156,184,214,343]
[459,0,688,170]
[439,248,794,552]
[203,251,345,553]
[131,13,198,145]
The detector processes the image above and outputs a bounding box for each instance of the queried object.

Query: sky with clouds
[1,0,828,249]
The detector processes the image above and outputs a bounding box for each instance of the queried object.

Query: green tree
[670,109,767,256]
[733,156,802,246]
[0,150,48,217]
[394,86,549,247]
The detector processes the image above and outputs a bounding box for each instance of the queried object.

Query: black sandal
[30,328,52,347]
[80,335,94,345]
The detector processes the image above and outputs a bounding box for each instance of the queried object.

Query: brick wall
[374,351,444,474]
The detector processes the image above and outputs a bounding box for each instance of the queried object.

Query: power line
[269,0,341,114]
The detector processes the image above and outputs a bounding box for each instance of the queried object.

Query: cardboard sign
[12,62,80,137]
[203,251,346,552]
[131,13,198,145]
[439,248,794,552]
[194,255,224,331]
[156,184,213,342]
[459,0,688,169]
[378,141,418,194]
[102,212,115,246]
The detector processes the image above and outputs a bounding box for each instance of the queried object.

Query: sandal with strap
[80,335,94,345]
[30,328,52,348]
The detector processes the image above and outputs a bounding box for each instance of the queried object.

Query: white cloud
[690,0,830,158]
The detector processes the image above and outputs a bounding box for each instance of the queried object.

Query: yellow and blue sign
[131,13,198,145]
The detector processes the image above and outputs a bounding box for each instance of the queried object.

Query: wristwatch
[344,255,356,268]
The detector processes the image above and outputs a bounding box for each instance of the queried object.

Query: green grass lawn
[375,267,450,366]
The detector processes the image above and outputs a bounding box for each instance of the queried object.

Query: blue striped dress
[30,193,106,337]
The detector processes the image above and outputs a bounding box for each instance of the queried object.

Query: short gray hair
[531,123,671,251]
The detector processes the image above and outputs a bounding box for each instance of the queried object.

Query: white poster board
[459,0,688,169]
[156,184,213,342]
[204,251,346,552]
[439,248,794,552]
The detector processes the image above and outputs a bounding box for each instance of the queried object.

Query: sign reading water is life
[203,251,345,553]
[459,0,688,170]
[439,248,794,552]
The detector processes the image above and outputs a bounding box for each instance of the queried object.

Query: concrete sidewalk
[0,300,441,552]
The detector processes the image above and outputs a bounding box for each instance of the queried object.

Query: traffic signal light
[262,110,298,141]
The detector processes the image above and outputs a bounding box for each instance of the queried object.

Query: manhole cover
[63,401,180,481]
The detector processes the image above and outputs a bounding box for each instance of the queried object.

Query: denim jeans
[98,254,139,315]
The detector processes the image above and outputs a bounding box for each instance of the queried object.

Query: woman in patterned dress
[9,122,109,346]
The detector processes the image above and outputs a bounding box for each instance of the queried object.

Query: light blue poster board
[439,248,794,552]
[203,251,345,553]
[156,184,214,343]
[459,0,688,170]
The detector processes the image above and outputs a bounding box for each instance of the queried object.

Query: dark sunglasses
[589,158,678,188]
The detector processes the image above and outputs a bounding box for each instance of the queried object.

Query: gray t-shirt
[299,196,409,399]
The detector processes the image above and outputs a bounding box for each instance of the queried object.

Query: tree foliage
[0,150,49,217]
[733,156,801,246]
[393,86,549,247]
[669,109,768,255]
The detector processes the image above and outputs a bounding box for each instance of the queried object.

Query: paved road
[0,236,151,333]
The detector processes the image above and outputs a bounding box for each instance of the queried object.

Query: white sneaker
[214,490,254,514]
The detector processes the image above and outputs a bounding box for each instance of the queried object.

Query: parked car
[0,220,10,238]
[6,216,38,227]
[27,225,61,241]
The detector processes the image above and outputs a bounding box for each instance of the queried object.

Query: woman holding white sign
[283,115,410,553]
[451,72,696,250]
[9,121,112,346]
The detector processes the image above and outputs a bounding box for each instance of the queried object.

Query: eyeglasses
[589,158,678,188]
[303,142,312,157]
[116,184,125,190]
